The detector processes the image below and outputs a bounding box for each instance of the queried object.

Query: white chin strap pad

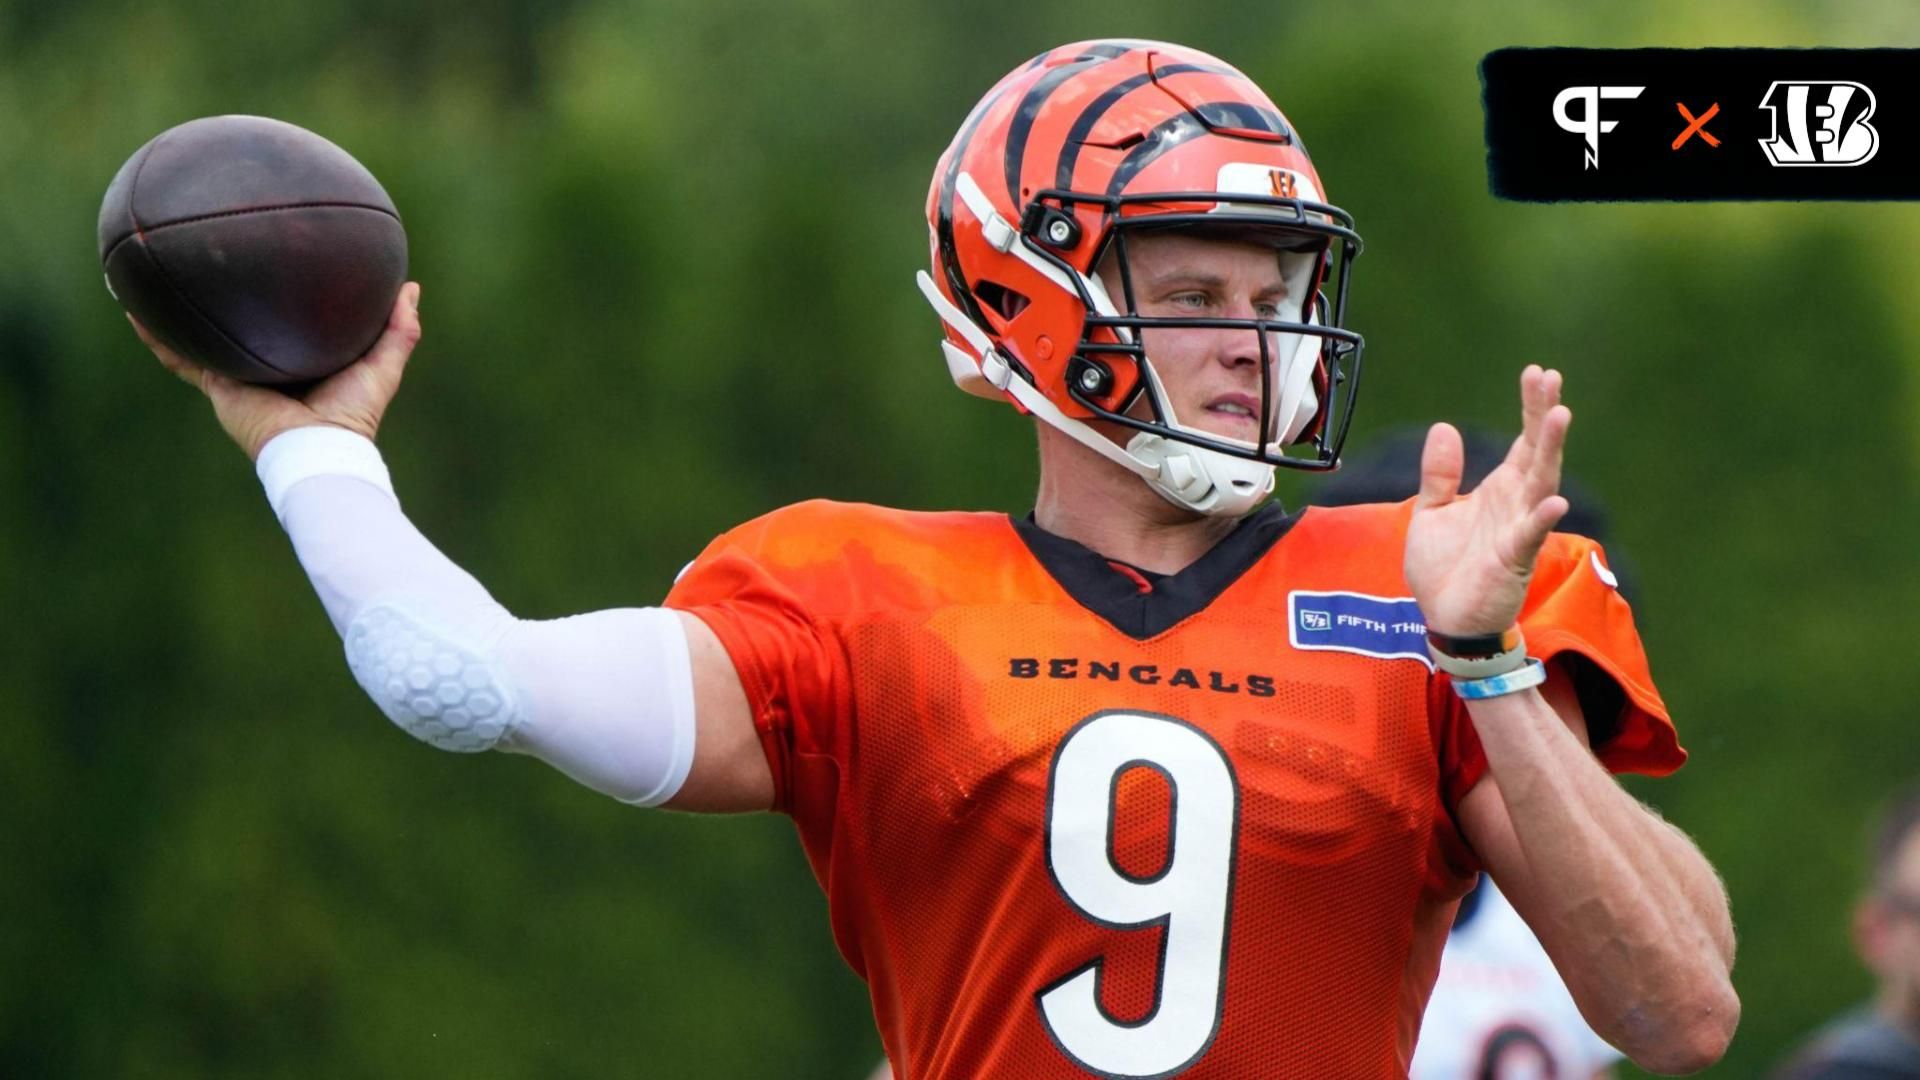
[1126,433,1276,517]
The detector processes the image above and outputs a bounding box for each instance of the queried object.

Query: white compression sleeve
[257,426,696,806]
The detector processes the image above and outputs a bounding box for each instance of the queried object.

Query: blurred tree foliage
[3,0,1919,1076]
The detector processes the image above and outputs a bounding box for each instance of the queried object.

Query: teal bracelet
[1452,658,1547,700]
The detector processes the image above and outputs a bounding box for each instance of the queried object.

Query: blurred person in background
[1312,427,1625,1080]
[1775,784,1920,1079]
[131,40,1736,1077]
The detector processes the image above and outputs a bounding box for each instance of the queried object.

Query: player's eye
[1168,292,1211,311]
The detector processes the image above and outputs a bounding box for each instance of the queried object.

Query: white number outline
[1035,710,1241,1079]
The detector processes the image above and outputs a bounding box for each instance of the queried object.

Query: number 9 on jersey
[1039,711,1241,1077]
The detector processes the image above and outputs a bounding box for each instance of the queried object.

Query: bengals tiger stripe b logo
[1758,81,1880,167]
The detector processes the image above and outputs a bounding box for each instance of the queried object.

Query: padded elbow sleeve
[345,603,520,753]
[342,601,696,806]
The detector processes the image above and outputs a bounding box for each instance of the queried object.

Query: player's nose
[1217,344,1261,373]
[1211,308,1265,372]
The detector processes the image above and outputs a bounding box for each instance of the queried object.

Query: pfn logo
[1553,85,1646,169]
[1758,81,1879,166]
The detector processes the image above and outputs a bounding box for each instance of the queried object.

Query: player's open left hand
[1404,365,1572,636]
[135,281,422,461]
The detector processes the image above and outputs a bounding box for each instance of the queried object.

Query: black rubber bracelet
[1426,626,1523,659]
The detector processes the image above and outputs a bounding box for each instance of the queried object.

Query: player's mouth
[1202,393,1264,438]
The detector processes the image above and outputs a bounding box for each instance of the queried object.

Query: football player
[133,40,1737,1078]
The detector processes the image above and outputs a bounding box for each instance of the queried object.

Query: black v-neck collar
[1011,502,1301,640]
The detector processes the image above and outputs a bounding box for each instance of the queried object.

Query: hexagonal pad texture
[345,604,515,752]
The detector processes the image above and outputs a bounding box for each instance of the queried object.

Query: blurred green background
[4,0,1917,1076]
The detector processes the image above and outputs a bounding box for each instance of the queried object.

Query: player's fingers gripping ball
[98,115,408,387]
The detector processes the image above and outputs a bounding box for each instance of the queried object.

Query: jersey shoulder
[1295,497,1416,540]
[680,499,1028,617]
[1288,499,1612,589]
[1290,499,1413,545]
[1532,528,1612,589]
[723,498,1012,552]
[1279,498,1416,591]
[721,495,1021,564]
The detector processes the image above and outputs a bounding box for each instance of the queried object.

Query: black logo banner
[1483,48,1919,201]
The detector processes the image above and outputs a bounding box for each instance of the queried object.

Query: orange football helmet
[917,40,1364,515]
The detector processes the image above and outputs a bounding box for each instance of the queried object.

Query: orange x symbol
[1673,102,1721,149]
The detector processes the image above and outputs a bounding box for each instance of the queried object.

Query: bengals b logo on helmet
[1268,170,1299,199]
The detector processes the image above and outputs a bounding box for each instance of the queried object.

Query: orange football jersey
[665,499,1680,1079]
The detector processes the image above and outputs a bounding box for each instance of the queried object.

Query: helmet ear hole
[973,280,1031,324]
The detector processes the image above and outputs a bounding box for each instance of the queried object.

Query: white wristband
[1452,658,1548,700]
[256,426,394,521]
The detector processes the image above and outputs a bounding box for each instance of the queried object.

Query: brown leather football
[99,115,408,385]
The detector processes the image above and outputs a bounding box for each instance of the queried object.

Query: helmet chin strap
[1125,433,1275,517]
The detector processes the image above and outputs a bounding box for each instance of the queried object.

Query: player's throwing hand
[1404,364,1573,636]
[134,281,423,460]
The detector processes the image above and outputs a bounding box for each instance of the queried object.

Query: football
[98,115,408,385]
